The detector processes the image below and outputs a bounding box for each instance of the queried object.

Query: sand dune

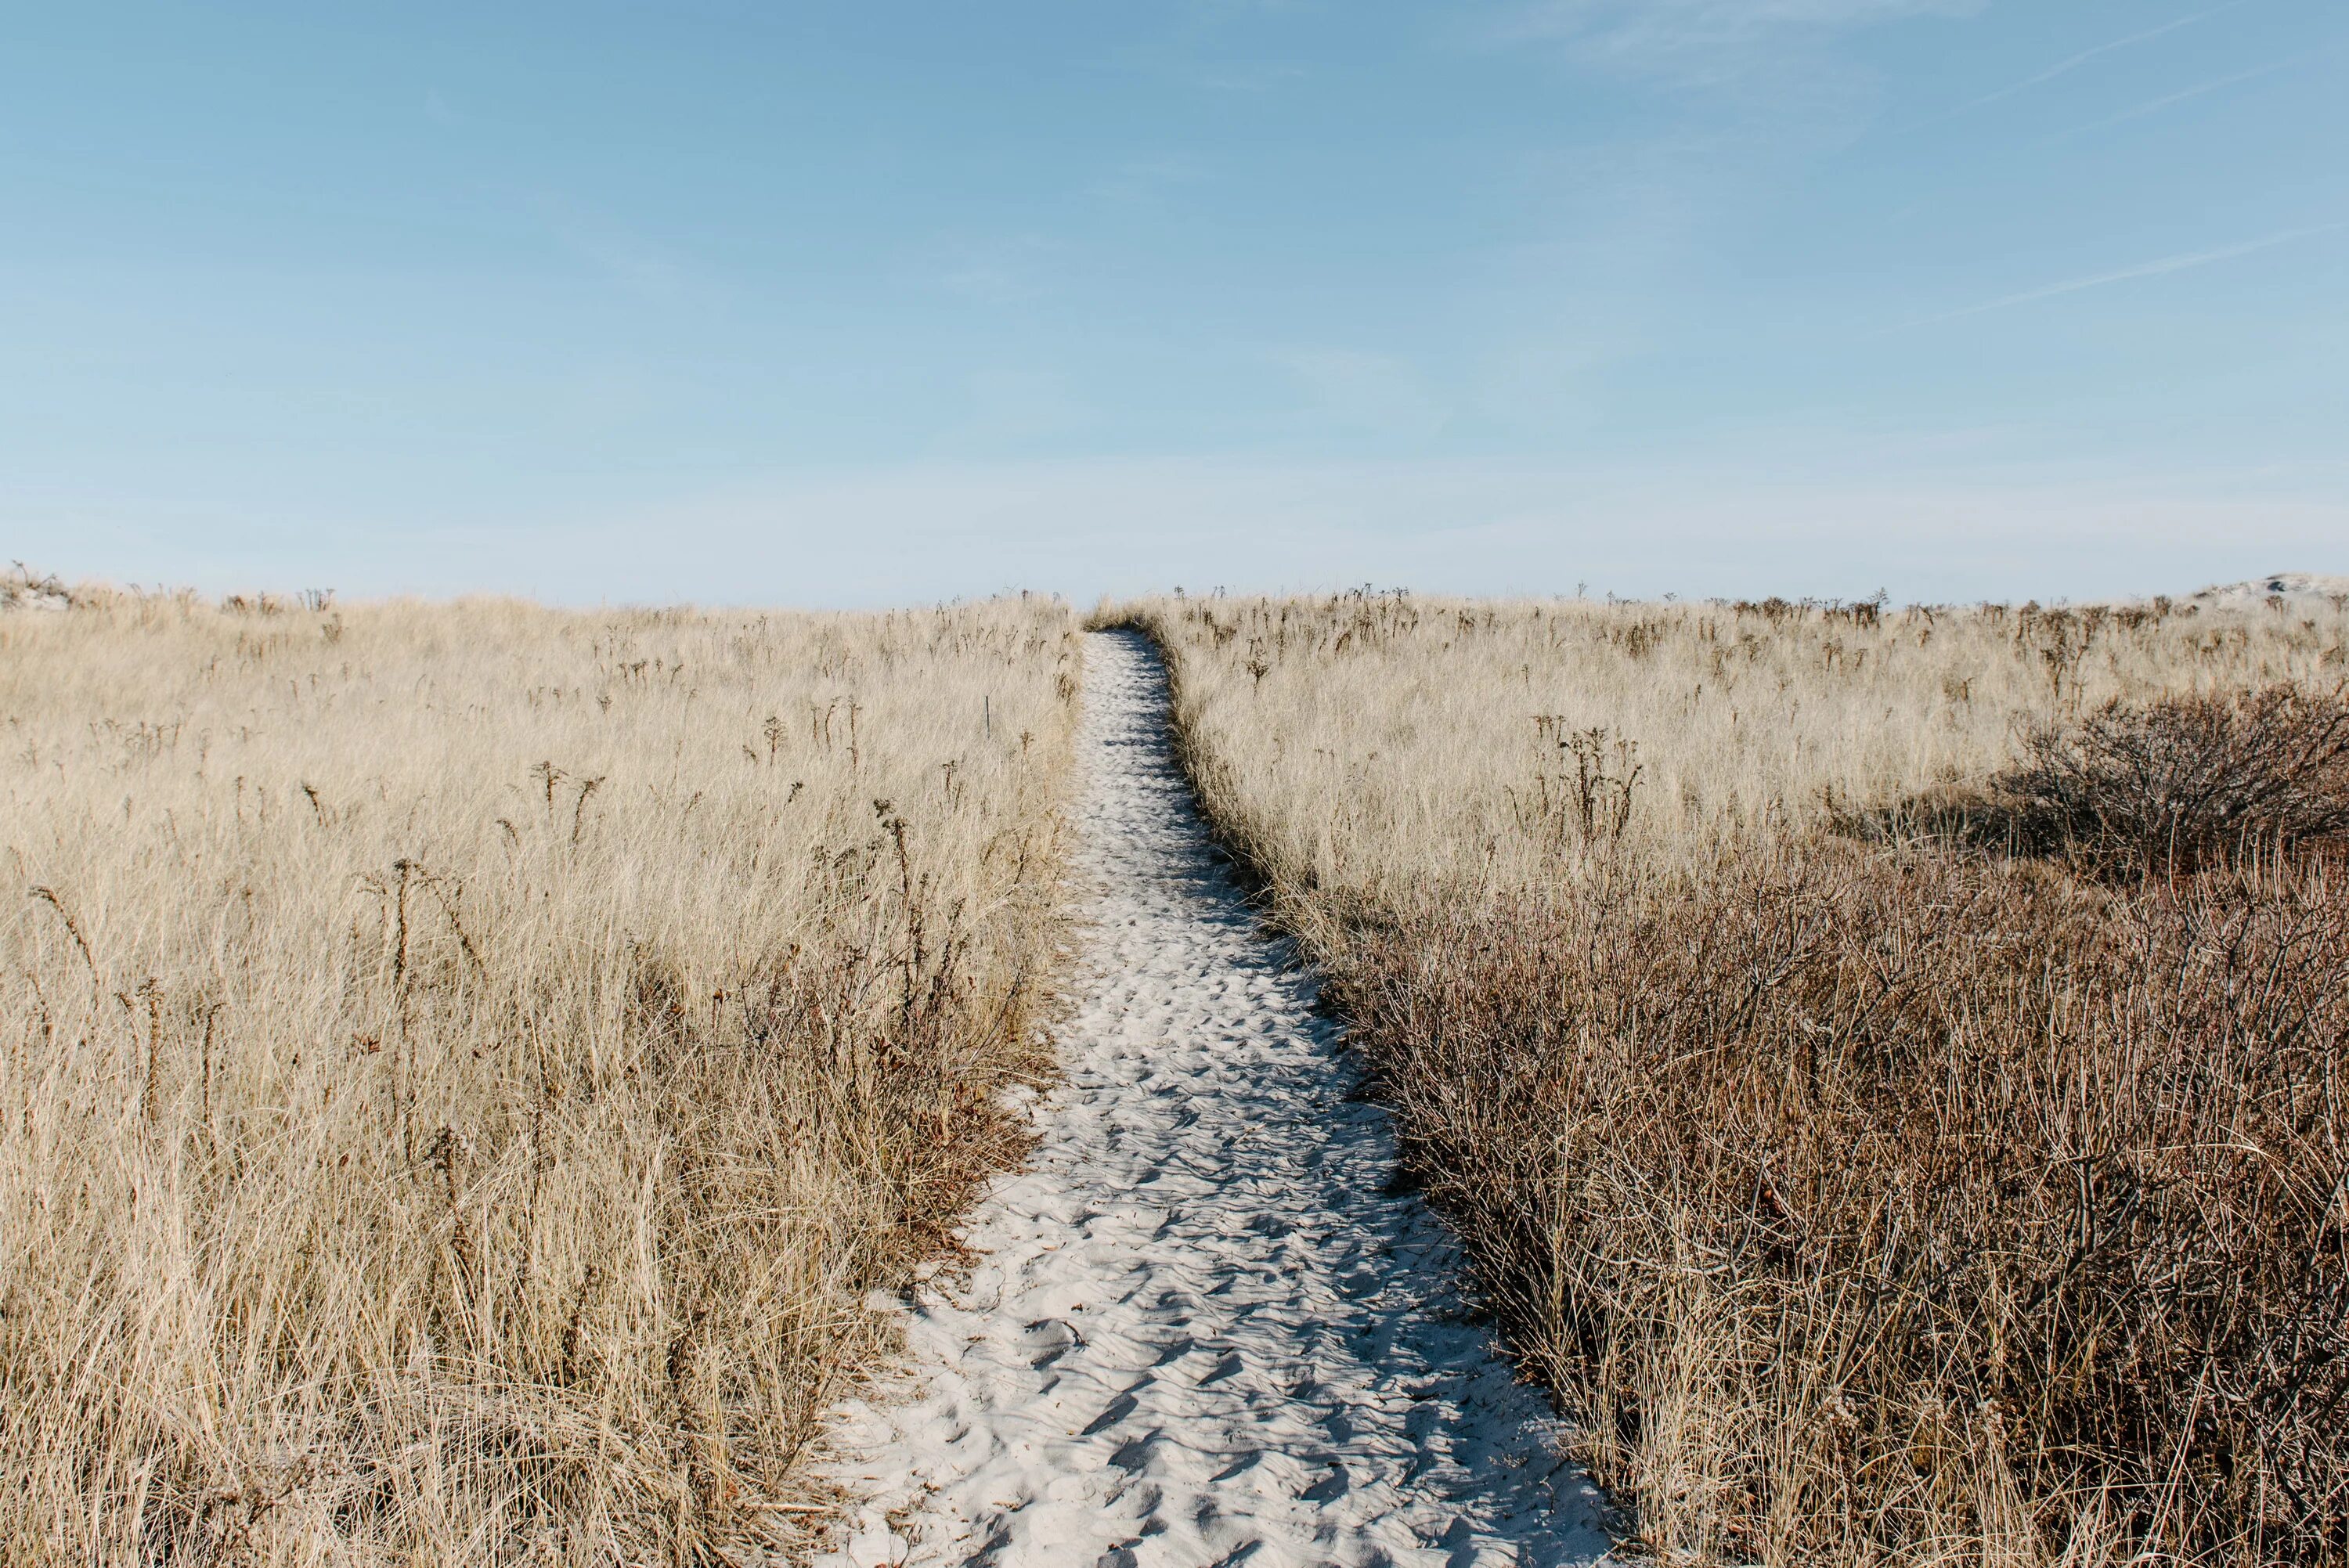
[2169,571,2349,610]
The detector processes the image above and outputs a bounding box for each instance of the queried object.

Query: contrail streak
[1965,1,2250,111]
[1898,223,2344,330]
[2059,53,2300,135]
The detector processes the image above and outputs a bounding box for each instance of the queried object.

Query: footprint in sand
[813,630,1615,1568]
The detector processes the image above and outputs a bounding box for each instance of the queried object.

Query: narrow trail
[814,632,1612,1568]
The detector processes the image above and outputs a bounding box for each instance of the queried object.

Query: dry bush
[1992,685,2349,874]
[1336,851,2347,1563]
[1115,590,2349,1566]
[0,592,1079,1564]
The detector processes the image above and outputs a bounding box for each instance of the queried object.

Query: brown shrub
[1325,847,2349,1564]
[1994,685,2349,874]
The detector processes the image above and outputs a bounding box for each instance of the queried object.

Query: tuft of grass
[0,591,1081,1564]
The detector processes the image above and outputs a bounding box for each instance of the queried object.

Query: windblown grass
[0,589,1078,1564]
[1117,590,2349,1566]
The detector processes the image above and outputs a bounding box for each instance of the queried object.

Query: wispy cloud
[1276,349,1449,441]
[2057,52,2304,136]
[931,236,1059,306]
[1899,223,2344,329]
[1088,156,1211,210]
[1962,2,2248,111]
[529,195,707,305]
[928,369,1091,455]
[1192,61,1307,94]
[1499,0,1980,79]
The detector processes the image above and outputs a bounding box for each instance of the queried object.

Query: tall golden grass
[1117,590,2349,1566]
[0,589,1078,1564]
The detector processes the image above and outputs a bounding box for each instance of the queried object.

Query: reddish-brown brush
[1114,591,2349,1566]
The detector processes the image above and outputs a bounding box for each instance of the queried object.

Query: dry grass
[1114,590,2349,1566]
[0,589,1079,1564]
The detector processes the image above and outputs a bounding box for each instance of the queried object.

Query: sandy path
[814,631,1612,1568]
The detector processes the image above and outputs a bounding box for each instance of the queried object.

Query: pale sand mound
[812,631,1612,1568]
[0,567,70,612]
[2184,571,2349,610]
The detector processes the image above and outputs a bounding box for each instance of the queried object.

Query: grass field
[9,577,2346,1566]
[1120,590,2349,1566]
[0,588,1078,1563]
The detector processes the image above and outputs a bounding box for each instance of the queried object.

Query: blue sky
[5,1,2344,605]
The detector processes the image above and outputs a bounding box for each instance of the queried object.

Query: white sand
[0,578,69,612]
[811,632,1613,1568]
[2091,571,2349,611]
[2183,571,2349,611]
